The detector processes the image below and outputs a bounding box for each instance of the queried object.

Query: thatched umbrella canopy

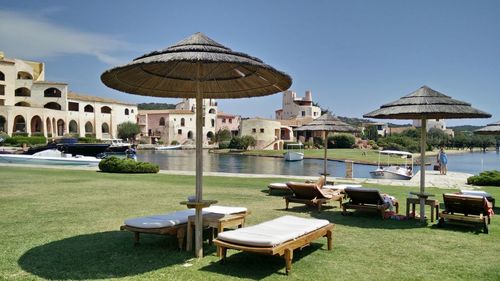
[475,121,500,135]
[295,113,359,180]
[364,85,491,222]
[102,32,292,257]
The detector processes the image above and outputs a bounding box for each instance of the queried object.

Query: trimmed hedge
[4,136,47,145]
[99,157,159,174]
[467,170,500,186]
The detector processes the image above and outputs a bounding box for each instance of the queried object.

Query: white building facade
[0,52,137,139]
[275,90,321,120]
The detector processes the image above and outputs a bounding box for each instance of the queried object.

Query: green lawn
[0,166,499,280]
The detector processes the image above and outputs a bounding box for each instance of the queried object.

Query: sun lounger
[342,187,399,219]
[120,206,248,250]
[438,193,493,233]
[459,190,495,208]
[213,215,334,274]
[268,176,326,195]
[285,180,343,211]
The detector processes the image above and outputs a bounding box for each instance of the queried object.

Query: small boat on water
[103,139,131,153]
[155,144,182,150]
[370,150,414,180]
[284,143,304,161]
[0,149,101,166]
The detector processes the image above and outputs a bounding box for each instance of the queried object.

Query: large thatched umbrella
[295,113,359,180]
[475,121,500,135]
[101,32,292,257]
[364,86,491,222]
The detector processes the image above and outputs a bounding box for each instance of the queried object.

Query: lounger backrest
[345,187,384,205]
[286,182,329,199]
[315,176,326,189]
[443,193,487,216]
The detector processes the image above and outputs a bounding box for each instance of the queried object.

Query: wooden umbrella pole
[419,118,427,222]
[195,68,203,258]
[323,131,328,181]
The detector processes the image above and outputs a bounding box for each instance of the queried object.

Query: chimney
[304,90,312,101]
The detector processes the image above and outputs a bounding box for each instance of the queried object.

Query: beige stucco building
[0,52,137,139]
[239,118,294,150]
[275,90,321,120]
[137,98,237,145]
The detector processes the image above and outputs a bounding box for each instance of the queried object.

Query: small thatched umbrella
[101,32,292,257]
[364,86,491,222]
[475,121,500,135]
[295,113,359,180]
[475,121,500,151]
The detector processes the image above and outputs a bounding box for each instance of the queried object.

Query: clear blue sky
[1,0,499,125]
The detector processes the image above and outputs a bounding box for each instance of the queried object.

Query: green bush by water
[467,170,500,186]
[3,135,47,145]
[99,157,159,173]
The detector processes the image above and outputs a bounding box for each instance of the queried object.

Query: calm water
[137,150,499,178]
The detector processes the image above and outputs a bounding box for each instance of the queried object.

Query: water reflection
[137,150,498,177]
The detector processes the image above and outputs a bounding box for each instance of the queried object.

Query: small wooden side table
[186,212,247,255]
[406,197,439,222]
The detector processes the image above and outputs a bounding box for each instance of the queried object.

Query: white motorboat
[370,150,414,180]
[284,143,304,161]
[155,144,182,151]
[0,149,102,166]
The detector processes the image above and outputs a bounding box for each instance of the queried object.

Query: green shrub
[4,136,47,145]
[99,157,159,173]
[467,170,500,186]
[78,137,101,143]
[313,137,324,148]
[12,132,29,137]
[229,135,256,150]
[0,132,9,142]
[328,134,355,148]
[218,140,230,149]
[171,140,179,145]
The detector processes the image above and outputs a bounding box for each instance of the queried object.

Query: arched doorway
[101,123,110,138]
[69,120,78,134]
[14,115,26,133]
[52,118,56,136]
[57,119,65,136]
[30,116,43,135]
[85,122,94,134]
[0,115,6,132]
[187,131,194,140]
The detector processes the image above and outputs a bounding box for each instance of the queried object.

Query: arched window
[187,131,193,139]
[0,71,5,81]
[15,102,31,107]
[101,123,110,133]
[84,105,94,113]
[30,116,43,134]
[44,102,62,110]
[85,122,94,133]
[101,106,111,114]
[180,118,185,127]
[207,131,214,140]
[159,117,165,126]
[69,120,78,134]
[44,88,62,98]
[131,109,134,113]
[57,119,65,136]
[208,108,216,114]
[124,108,129,115]
[14,115,26,132]
[17,71,33,80]
[15,87,31,97]
[211,118,215,127]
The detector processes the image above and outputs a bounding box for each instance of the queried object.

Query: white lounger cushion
[216,215,329,247]
[460,190,493,198]
[124,206,248,229]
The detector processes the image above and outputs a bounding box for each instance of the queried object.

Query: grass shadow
[18,231,193,280]
[429,222,486,235]
[310,209,426,230]
[200,243,323,279]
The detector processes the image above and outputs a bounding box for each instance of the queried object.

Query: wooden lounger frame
[342,202,399,219]
[438,193,492,234]
[120,224,186,250]
[213,223,334,274]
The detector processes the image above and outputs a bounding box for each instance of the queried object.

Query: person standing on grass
[438,147,448,175]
